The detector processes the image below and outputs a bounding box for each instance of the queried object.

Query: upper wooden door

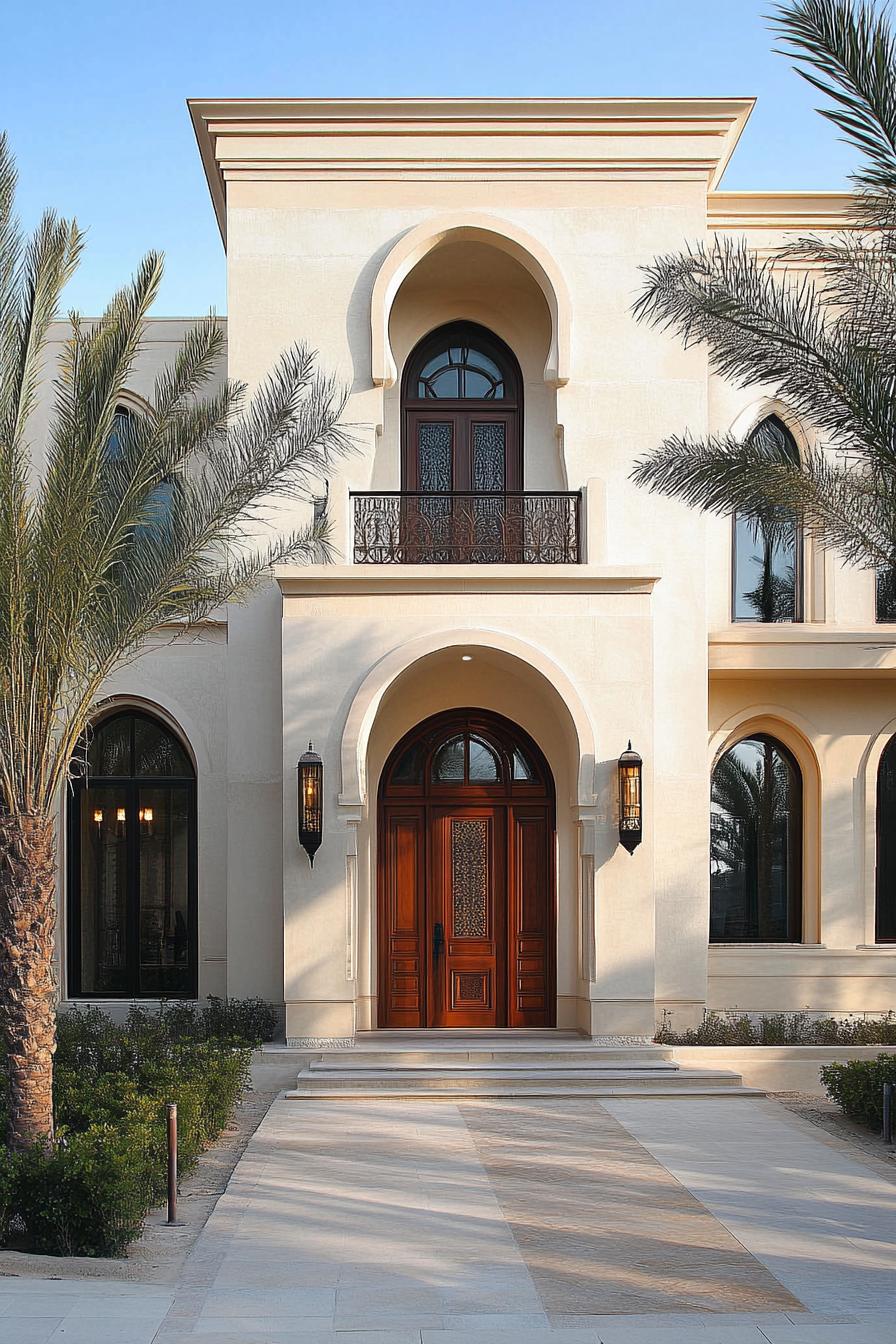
[405,412,521,493]
[402,322,523,494]
[377,710,555,1029]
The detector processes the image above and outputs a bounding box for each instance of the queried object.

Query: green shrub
[656,1009,896,1047]
[820,1053,896,1131]
[158,996,279,1047]
[0,1003,255,1257]
[0,1148,15,1245]
[14,1126,155,1257]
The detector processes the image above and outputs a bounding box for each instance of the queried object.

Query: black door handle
[433,921,445,959]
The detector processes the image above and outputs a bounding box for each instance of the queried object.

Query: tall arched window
[68,710,197,997]
[732,416,803,622]
[876,736,896,942]
[710,734,802,942]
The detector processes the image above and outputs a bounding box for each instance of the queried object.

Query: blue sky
[2,0,860,315]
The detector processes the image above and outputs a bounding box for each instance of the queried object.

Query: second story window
[732,416,803,623]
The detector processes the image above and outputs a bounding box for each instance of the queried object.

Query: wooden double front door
[378,712,555,1029]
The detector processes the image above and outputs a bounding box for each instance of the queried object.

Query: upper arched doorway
[378,708,555,1028]
[401,322,523,493]
[67,709,197,998]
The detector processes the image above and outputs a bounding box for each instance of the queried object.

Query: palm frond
[771,0,896,197]
[0,134,353,815]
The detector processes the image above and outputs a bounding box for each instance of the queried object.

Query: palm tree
[0,135,350,1148]
[631,0,896,579]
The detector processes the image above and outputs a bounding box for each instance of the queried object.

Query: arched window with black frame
[710,733,803,943]
[68,710,197,997]
[876,736,896,942]
[732,416,803,622]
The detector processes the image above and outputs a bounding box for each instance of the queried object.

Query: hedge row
[655,1009,896,1047]
[821,1054,896,1131]
[0,998,274,1257]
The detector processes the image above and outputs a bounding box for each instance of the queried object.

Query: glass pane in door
[417,423,453,492]
[472,422,506,491]
[451,817,489,938]
[79,785,129,993]
[415,421,453,560]
[138,787,192,993]
[471,422,507,560]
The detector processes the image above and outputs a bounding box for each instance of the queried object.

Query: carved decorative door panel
[429,807,505,1028]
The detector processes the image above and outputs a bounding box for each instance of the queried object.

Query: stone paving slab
[2,1093,896,1343]
[458,1099,801,1317]
[603,1097,896,1319]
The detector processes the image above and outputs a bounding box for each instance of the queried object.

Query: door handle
[433,921,445,959]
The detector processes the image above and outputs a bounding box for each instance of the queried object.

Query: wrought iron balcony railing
[352,491,582,565]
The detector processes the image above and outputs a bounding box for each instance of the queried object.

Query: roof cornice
[708,190,860,230]
[188,96,755,242]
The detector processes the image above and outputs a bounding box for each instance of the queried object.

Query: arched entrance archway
[378,708,555,1028]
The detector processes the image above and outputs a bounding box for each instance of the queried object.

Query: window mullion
[127,781,141,996]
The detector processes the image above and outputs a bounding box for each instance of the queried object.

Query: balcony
[351,491,582,565]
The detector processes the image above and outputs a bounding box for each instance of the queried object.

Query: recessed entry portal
[377,709,556,1028]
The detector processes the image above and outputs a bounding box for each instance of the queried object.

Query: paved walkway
[0,1095,894,1343]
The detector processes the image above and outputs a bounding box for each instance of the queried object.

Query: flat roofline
[188,95,756,242]
[708,189,860,228]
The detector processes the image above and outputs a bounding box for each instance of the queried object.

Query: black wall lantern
[618,741,643,854]
[297,742,323,867]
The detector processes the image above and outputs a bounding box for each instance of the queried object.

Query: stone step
[287,1080,761,1099]
[307,1049,675,1069]
[286,1065,756,1098]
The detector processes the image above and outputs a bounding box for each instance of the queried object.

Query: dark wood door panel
[378,807,425,1027]
[509,806,555,1027]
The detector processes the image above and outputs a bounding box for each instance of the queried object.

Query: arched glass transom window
[876,736,896,942]
[385,711,546,796]
[416,342,507,399]
[710,733,802,943]
[68,710,197,998]
[733,417,803,622]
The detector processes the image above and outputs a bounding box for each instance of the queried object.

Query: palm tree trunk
[0,813,57,1148]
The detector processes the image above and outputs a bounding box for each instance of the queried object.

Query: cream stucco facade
[53,98,896,1041]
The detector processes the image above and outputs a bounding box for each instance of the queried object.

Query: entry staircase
[285,1030,760,1100]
